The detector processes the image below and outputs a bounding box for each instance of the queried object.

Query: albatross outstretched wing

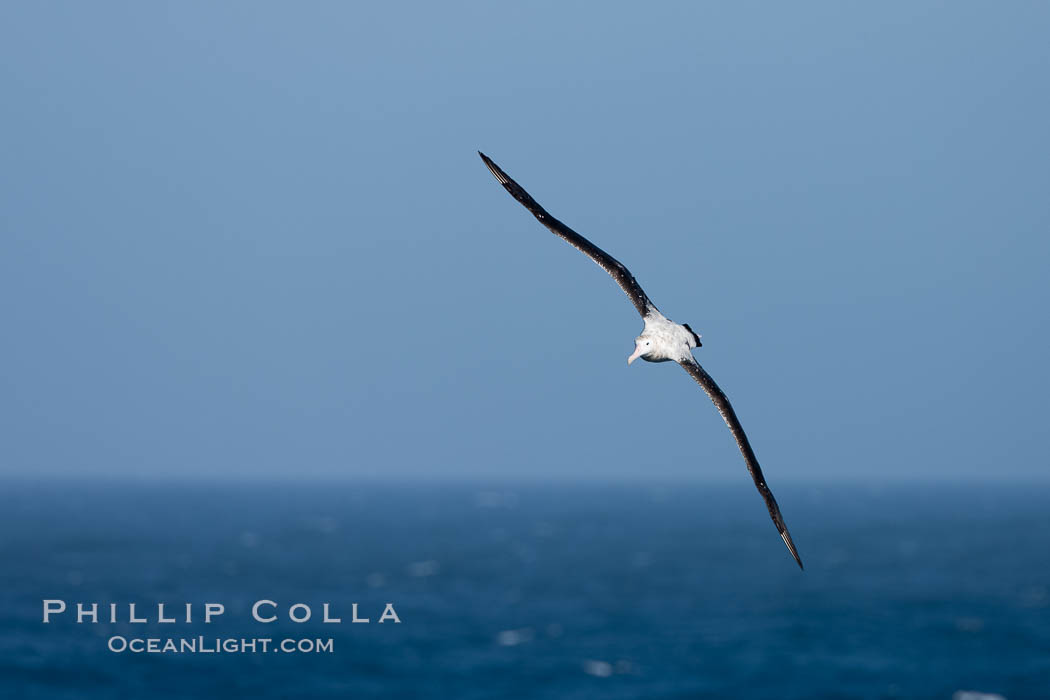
[479,152,657,317]
[680,358,804,570]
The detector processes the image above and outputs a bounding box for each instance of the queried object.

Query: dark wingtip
[781,531,804,571]
[478,152,511,186]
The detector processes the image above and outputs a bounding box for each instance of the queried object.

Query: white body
[628,311,701,365]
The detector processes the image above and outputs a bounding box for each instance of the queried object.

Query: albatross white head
[627,337,655,365]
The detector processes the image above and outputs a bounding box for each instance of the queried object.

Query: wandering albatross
[479,152,804,570]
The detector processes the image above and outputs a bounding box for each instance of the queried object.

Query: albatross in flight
[479,152,803,570]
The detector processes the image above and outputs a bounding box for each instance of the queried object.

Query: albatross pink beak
[627,345,644,365]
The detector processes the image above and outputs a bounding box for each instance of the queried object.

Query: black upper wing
[680,359,804,570]
[479,152,657,317]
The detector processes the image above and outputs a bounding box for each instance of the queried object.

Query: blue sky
[1,2,1047,480]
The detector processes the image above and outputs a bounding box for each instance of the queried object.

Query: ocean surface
[1,480,1048,699]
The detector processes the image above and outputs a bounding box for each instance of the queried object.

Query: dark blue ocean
[2,480,1048,699]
